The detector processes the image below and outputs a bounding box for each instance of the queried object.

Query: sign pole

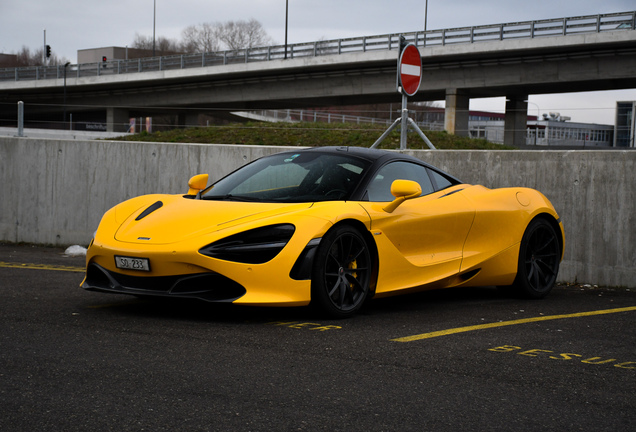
[372,39,435,150]
[400,92,408,150]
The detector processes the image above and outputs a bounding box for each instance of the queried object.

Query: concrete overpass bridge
[1,11,635,146]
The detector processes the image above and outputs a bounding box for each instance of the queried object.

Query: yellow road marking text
[267,321,342,331]
[488,344,635,370]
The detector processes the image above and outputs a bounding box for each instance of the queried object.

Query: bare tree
[156,36,180,53]
[15,46,38,66]
[10,46,69,66]
[132,33,153,50]
[214,19,273,51]
[132,33,180,53]
[181,23,220,53]
[133,19,273,55]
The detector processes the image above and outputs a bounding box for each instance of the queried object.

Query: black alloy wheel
[513,218,561,299]
[311,225,372,318]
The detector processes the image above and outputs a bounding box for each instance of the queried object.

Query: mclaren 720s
[82,146,564,317]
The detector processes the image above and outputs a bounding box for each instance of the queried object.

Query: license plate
[115,256,150,272]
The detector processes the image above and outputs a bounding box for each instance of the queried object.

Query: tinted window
[366,161,435,202]
[204,152,370,202]
[428,169,454,191]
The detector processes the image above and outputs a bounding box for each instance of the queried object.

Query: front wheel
[311,225,372,318]
[512,218,561,299]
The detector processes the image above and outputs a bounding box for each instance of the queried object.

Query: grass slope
[113,121,513,150]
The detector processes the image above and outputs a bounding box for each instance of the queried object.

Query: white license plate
[115,256,150,272]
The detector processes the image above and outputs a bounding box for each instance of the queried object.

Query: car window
[428,169,454,191]
[231,163,309,195]
[366,161,435,202]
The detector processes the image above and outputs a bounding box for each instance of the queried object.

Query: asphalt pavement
[1,243,634,431]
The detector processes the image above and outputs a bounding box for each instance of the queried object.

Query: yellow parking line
[391,306,636,342]
[0,261,85,273]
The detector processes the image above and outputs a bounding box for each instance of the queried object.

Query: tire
[512,218,561,299]
[311,225,372,318]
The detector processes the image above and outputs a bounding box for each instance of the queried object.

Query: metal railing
[251,109,395,126]
[241,108,447,131]
[1,11,634,83]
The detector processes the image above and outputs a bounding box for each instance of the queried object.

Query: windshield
[203,152,370,203]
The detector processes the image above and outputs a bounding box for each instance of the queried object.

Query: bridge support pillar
[106,108,130,133]
[444,89,469,137]
[504,96,528,147]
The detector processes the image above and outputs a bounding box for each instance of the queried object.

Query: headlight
[199,224,295,264]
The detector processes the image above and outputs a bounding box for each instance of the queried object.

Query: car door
[359,161,475,291]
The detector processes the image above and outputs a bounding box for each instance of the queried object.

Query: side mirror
[383,180,422,213]
[187,174,209,196]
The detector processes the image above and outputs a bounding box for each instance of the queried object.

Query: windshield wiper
[204,194,262,202]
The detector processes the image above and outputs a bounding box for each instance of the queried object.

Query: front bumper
[82,263,246,302]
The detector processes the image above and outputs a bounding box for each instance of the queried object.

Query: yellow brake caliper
[347,259,357,290]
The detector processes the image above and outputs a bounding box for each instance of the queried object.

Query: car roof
[293,146,422,164]
[301,146,392,159]
[292,146,455,174]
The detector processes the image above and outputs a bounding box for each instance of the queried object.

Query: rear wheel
[512,218,561,299]
[311,225,372,318]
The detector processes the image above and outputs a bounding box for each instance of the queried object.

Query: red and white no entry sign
[398,43,422,96]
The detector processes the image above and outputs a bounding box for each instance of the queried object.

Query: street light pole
[424,0,428,31]
[152,0,156,57]
[63,62,70,129]
[284,0,289,59]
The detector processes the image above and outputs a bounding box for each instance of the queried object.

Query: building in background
[526,113,614,148]
[615,101,636,148]
[421,108,615,147]
[0,54,18,68]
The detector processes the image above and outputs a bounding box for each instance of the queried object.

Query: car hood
[114,195,313,245]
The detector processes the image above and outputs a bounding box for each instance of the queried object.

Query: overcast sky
[2,0,635,124]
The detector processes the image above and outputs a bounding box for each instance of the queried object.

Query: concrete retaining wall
[1,137,634,287]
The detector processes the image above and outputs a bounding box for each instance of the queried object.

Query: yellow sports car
[82,147,564,317]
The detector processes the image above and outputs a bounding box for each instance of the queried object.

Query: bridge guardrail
[1,11,634,83]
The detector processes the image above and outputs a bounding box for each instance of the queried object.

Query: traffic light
[102,56,107,62]
[399,35,407,54]
[46,45,51,58]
